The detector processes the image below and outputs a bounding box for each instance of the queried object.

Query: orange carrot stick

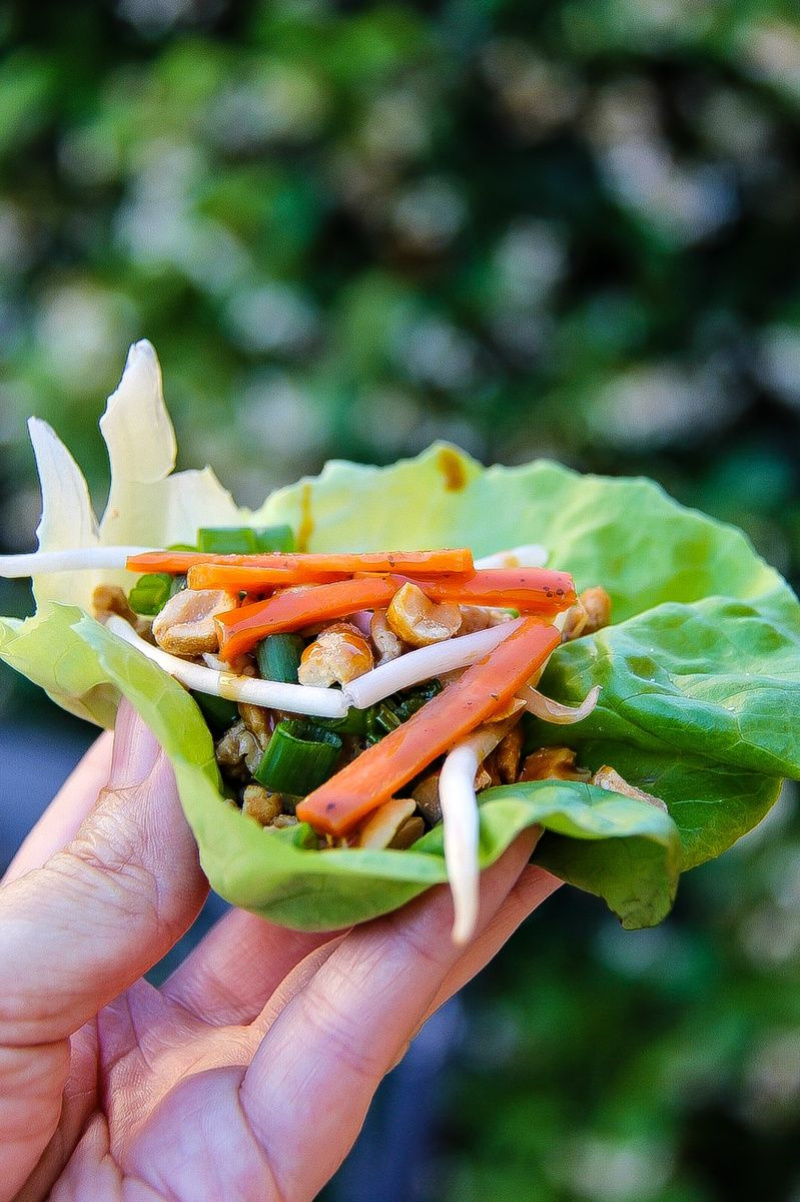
[296,618,561,836]
[216,566,576,657]
[216,576,400,659]
[402,569,576,612]
[126,548,474,577]
[186,563,349,590]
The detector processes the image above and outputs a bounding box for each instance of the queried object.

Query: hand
[1,701,560,1202]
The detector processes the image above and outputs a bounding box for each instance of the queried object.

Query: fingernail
[108,698,161,789]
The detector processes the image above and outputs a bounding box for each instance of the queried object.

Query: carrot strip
[418,568,576,612]
[296,618,561,836]
[216,566,576,657]
[186,563,350,590]
[216,577,400,660]
[126,548,474,577]
[127,551,219,574]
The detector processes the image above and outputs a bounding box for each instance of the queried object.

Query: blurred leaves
[2,0,800,1196]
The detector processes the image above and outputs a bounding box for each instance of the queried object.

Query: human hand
[1,701,560,1202]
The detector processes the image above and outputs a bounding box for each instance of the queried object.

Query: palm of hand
[2,707,557,1202]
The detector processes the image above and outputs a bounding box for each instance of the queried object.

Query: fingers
[239,830,539,1200]
[411,864,560,1034]
[161,909,338,1027]
[0,700,208,1047]
[2,731,114,885]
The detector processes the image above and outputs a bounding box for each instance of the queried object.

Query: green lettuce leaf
[2,344,799,930]
[0,605,682,930]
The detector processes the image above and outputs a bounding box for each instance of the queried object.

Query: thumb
[0,701,208,1046]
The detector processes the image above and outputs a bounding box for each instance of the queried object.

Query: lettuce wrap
[2,340,799,932]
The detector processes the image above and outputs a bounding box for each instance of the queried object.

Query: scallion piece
[253,525,295,553]
[256,633,304,684]
[254,720,342,796]
[315,707,370,737]
[195,525,295,554]
[197,527,259,554]
[128,572,173,615]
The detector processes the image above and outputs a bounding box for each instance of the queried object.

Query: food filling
[93,525,639,941]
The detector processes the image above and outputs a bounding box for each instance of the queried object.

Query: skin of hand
[0,700,561,1202]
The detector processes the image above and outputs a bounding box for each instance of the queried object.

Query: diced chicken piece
[387,582,462,647]
[242,784,284,826]
[519,746,592,782]
[355,798,417,849]
[591,765,668,812]
[298,622,374,687]
[370,608,405,664]
[560,586,612,643]
[215,720,262,779]
[92,584,152,638]
[457,605,514,635]
[153,588,238,657]
[272,814,299,829]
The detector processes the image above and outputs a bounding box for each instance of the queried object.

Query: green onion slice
[128,572,173,615]
[254,721,343,796]
[256,633,304,684]
[196,525,296,554]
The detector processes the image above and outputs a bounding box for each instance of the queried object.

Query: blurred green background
[1,0,800,1198]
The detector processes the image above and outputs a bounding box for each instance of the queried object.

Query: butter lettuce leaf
[2,350,799,930]
[0,604,683,930]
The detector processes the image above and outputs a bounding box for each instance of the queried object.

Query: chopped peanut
[355,798,417,849]
[475,765,495,790]
[561,586,612,643]
[238,703,272,748]
[215,720,262,779]
[591,765,668,812]
[153,588,238,657]
[457,605,514,634]
[242,784,284,826]
[298,622,374,687]
[494,723,525,784]
[386,581,462,647]
[519,746,592,782]
[390,815,425,849]
[92,584,152,638]
[273,814,299,829]
[412,772,441,825]
[370,608,405,664]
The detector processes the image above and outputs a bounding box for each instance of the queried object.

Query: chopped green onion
[256,633,304,683]
[253,525,295,553]
[254,720,342,795]
[197,527,258,554]
[315,707,370,737]
[192,691,239,733]
[371,701,402,737]
[317,680,446,744]
[128,572,172,615]
[394,678,443,721]
[195,525,295,554]
[168,542,198,552]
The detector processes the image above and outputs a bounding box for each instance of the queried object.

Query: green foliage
[2,1,800,1194]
